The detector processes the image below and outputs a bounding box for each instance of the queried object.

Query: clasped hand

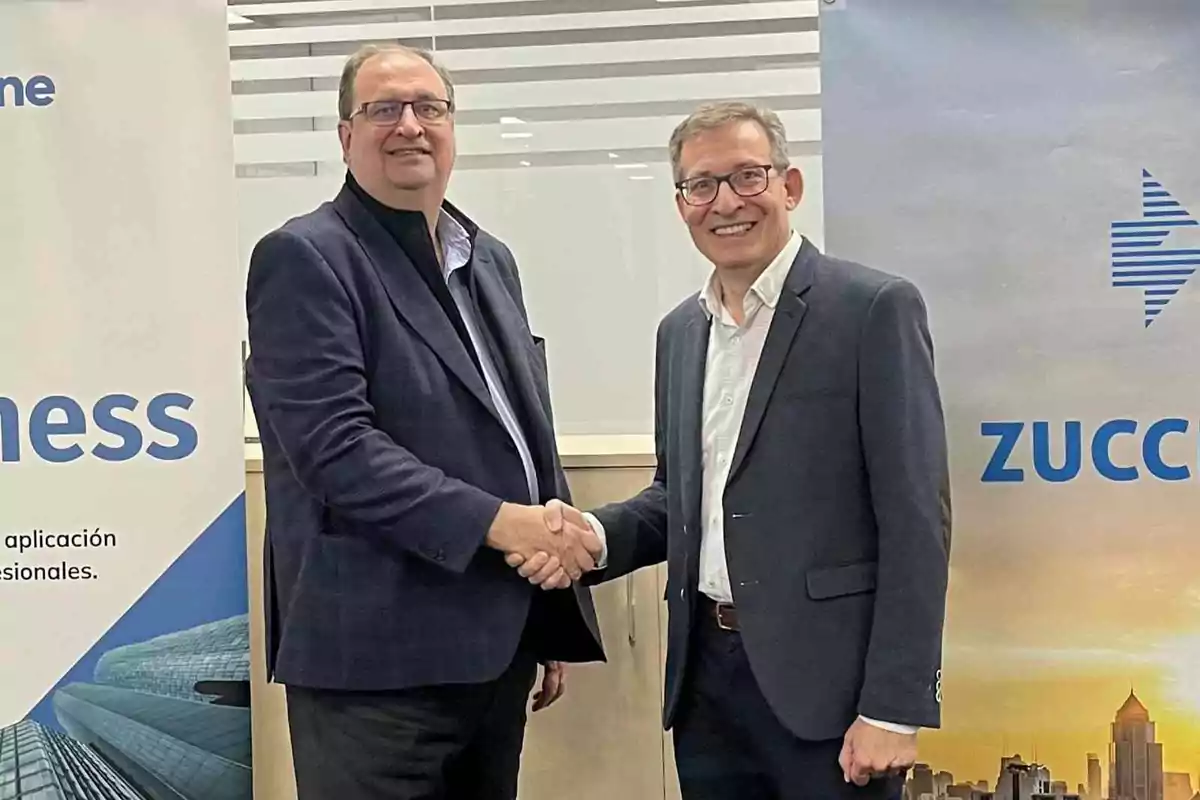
[839,719,917,786]
[485,499,601,590]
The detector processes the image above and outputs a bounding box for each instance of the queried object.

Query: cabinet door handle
[626,573,637,647]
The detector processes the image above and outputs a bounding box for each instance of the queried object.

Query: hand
[532,661,566,711]
[838,718,917,786]
[504,500,602,589]
[486,502,597,582]
[503,502,579,590]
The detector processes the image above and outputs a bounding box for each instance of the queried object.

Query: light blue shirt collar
[436,209,473,279]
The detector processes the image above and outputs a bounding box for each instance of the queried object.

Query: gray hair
[338,44,456,121]
[668,102,791,182]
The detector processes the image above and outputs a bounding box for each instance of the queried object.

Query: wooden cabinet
[517,467,666,800]
[245,470,298,800]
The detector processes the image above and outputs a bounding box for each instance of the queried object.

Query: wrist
[485,502,519,551]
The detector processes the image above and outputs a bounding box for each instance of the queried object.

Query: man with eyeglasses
[512,102,952,798]
[245,44,604,799]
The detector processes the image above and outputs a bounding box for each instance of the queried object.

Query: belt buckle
[715,603,735,631]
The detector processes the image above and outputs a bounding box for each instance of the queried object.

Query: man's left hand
[838,718,917,786]
[532,661,566,712]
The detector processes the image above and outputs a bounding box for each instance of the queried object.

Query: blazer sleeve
[855,278,952,727]
[587,322,671,582]
[246,228,504,574]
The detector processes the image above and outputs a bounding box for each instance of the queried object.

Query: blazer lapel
[677,311,709,564]
[726,242,817,484]
[472,255,559,494]
[332,188,501,425]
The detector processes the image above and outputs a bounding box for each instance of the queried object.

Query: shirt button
[723,396,733,406]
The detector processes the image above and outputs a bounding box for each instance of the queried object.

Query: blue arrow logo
[1111,169,1198,327]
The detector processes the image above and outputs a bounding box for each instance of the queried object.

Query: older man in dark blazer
[518,102,951,799]
[246,44,604,800]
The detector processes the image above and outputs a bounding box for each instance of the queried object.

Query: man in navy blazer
[517,103,951,799]
[246,44,604,800]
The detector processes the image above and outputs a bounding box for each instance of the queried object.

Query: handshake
[485,499,602,590]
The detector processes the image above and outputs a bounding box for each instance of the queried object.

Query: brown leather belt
[703,598,740,631]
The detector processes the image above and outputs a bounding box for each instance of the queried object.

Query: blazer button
[433,549,446,562]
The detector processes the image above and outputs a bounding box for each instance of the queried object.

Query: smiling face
[674,119,804,276]
[337,51,456,211]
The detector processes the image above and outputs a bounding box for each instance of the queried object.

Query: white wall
[230,0,824,437]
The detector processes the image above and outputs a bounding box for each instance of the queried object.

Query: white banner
[0,2,249,798]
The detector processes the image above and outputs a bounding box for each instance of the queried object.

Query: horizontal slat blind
[229,0,821,174]
[231,0,823,439]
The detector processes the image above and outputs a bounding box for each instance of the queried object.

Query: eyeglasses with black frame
[349,98,454,126]
[675,164,776,206]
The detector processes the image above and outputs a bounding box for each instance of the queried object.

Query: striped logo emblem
[1111,169,1198,327]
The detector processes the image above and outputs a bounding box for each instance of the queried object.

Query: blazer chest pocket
[529,335,548,371]
[805,561,878,600]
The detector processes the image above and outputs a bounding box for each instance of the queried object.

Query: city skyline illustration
[907,421,1200,794]
[908,688,1200,798]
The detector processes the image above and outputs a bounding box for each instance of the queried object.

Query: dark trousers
[672,613,904,800]
[286,648,537,800]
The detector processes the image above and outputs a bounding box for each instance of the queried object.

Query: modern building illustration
[1,614,252,800]
[1109,691,1165,800]
[1089,753,1103,799]
[0,718,142,799]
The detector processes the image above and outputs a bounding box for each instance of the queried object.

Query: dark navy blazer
[591,241,951,739]
[246,185,604,691]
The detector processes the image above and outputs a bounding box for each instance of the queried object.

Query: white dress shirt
[695,231,801,603]
[437,212,539,504]
[589,231,915,736]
